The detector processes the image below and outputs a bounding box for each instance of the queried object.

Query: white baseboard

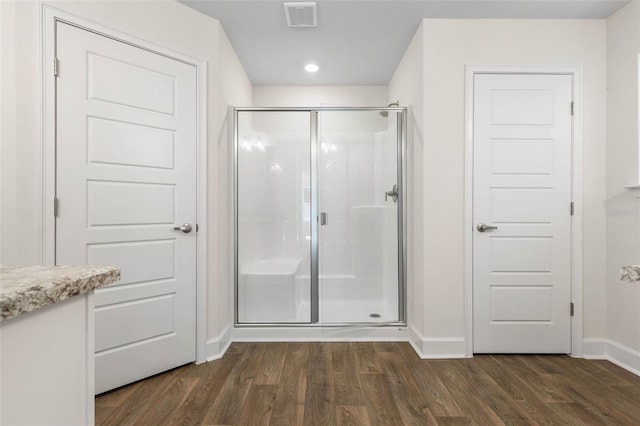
[582,338,607,359]
[583,338,640,377]
[607,340,640,376]
[409,326,466,359]
[205,326,232,362]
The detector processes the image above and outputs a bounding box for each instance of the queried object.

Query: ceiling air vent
[284,2,317,28]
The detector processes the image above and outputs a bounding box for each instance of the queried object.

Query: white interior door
[473,73,572,353]
[55,22,197,393]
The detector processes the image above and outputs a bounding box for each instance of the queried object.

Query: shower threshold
[232,323,409,342]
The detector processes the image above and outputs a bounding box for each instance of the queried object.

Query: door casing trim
[463,65,584,357]
[41,5,209,364]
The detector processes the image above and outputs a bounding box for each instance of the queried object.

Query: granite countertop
[621,265,640,283]
[0,265,120,322]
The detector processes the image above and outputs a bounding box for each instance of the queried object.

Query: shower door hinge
[53,197,59,217]
[570,302,574,316]
[54,57,59,77]
[570,202,574,216]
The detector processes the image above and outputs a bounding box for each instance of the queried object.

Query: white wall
[0,0,41,265]
[606,0,640,360]
[388,23,425,349]
[209,25,253,348]
[0,1,252,354]
[253,85,387,107]
[417,19,607,355]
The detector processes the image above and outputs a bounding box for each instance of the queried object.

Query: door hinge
[570,302,575,316]
[53,197,59,217]
[570,202,574,216]
[54,57,59,77]
[570,101,574,116]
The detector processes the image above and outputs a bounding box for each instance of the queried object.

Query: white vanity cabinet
[0,265,120,426]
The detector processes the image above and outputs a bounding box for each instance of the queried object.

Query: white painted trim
[420,338,467,359]
[408,326,424,358]
[85,292,95,424]
[607,340,640,377]
[463,67,475,357]
[582,338,607,359]
[41,5,208,364]
[195,61,208,364]
[570,67,585,357]
[232,326,410,342]
[409,326,466,359]
[582,339,640,377]
[464,65,584,357]
[205,326,233,362]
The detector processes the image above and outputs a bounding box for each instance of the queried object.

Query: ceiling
[179,0,630,86]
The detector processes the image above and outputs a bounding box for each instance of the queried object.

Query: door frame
[40,5,209,363]
[463,65,584,357]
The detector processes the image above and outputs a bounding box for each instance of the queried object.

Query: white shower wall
[237,136,309,263]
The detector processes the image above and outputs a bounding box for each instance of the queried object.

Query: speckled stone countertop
[621,266,640,283]
[0,265,120,322]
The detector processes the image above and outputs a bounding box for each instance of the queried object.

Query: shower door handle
[385,184,399,203]
[320,212,328,226]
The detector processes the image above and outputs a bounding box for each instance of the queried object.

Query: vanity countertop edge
[0,265,120,322]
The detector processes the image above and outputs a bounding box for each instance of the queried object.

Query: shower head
[379,101,400,117]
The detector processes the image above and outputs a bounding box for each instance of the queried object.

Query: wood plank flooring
[96,342,640,425]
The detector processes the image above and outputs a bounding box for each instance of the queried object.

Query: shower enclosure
[234,107,406,325]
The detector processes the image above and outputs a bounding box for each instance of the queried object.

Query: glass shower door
[236,111,312,323]
[317,110,401,323]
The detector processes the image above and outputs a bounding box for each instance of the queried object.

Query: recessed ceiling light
[305,63,319,73]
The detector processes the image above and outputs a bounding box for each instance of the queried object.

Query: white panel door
[473,73,572,353]
[55,22,197,393]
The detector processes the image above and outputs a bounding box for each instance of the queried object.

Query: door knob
[476,223,498,232]
[173,223,193,233]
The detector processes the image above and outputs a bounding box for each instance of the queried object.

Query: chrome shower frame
[232,107,407,328]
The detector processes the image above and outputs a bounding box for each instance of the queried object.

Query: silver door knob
[173,223,193,233]
[476,223,498,232]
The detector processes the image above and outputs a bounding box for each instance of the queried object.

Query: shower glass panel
[235,107,405,326]
[236,111,312,323]
[318,111,400,323]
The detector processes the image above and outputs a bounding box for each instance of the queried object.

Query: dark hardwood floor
[95,342,640,425]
